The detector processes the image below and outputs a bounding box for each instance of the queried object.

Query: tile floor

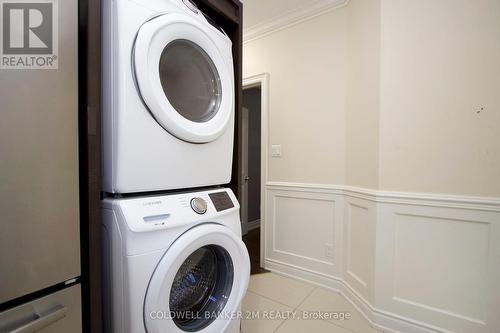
[241,273,382,333]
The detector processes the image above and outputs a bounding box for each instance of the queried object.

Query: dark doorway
[241,85,267,275]
[242,228,267,275]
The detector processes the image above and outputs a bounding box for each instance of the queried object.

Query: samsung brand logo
[143,201,162,206]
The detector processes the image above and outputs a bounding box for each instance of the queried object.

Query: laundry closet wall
[243,7,348,185]
[243,6,349,287]
[379,0,500,197]
[243,1,500,332]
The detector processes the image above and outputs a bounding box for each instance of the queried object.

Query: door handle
[8,305,67,333]
[244,176,250,182]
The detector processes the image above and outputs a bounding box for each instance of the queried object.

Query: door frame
[240,106,249,235]
[242,73,269,269]
[79,0,102,331]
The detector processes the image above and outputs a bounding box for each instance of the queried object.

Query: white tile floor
[241,273,382,333]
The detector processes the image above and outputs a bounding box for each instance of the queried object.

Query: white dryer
[102,188,250,333]
[102,0,235,193]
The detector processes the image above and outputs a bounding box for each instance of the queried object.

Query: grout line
[290,284,361,333]
[293,286,317,311]
[272,287,318,333]
[247,274,378,333]
[246,273,317,309]
[299,286,378,333]
[305,286,359,333]
[245,290,300,309]
[271,317,288,333]
[329,321,359,333]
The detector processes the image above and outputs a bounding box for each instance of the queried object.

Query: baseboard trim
[246,219,260,231]
[264,258,457,333]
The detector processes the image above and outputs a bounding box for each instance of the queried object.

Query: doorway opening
[239,74,269,275]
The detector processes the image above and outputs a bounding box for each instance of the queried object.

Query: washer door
[134,13,233,143]
[144,224,250,333]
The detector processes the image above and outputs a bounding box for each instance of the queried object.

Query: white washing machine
[102,0,235,193]
[102,188,250,333]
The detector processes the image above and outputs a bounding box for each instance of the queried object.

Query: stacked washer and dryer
[101,0,250,332]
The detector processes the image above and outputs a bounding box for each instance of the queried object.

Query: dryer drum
[159,39,222,123]
[169,245,234,331]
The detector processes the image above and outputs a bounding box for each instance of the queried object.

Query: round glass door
[170,245,233,331]
[159,40,222,123]
[133,13,234,143]
[144,224,250,333]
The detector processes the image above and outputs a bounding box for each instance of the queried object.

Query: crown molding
[243,0,349,44]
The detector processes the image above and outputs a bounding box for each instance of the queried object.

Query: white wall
[244,0,500,195]
[243,7,348,185]
[379,0,500,197]
[243,1,500,332]
[346,0,380,189]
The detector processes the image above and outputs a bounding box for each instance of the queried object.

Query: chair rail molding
[264,181,500,333]
[243,0,350,44]
[266,181,500,211]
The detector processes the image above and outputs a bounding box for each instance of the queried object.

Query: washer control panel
[209,191,234,212]
[190,197,208,214]
[112,188,238,232]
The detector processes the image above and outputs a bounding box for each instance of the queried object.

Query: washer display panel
[170,245,233,331]
[159,40,222,123]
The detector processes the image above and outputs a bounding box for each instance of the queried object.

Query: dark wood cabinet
[79,0,102,331]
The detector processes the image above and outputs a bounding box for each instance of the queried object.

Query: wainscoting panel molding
[266,186,344,278]
[264,182,500,333]
[344,196,376,303]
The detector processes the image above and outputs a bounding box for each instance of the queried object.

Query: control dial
[190,197,207,214]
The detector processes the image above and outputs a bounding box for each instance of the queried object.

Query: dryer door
[144,224,250,333]
[134,13,234,144]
